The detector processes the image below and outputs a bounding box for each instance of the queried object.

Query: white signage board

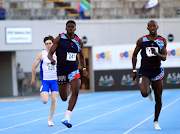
[92,43,180,70]
[161,42,180,68]
[5,27,32,44]
[92,44,141,70]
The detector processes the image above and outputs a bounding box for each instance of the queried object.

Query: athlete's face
[66,23,76,35]
[147,21,158,35]
[45,40,53,51]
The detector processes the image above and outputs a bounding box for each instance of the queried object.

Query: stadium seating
[2,0,180,20]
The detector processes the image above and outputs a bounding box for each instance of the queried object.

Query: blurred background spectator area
[0,0,180,20]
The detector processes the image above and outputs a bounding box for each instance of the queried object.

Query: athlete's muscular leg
[40,92,49,104]
[152,80,163,122]
[68,79,81,111]
[58,84,70,101]
[49,91,59,121]
[139,76,151,97]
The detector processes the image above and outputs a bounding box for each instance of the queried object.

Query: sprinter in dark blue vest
[132,20,167,130]
[48,20,87,128]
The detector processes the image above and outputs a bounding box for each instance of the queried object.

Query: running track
[0,89,180,134]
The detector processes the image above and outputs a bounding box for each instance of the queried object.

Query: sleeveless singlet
[56,33,81,69]
[140,35,164,68]
[40,49,57,80]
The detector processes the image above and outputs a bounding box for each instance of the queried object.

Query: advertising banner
[94,70,139,92]
[92,44,141,70]
[93,43,180,70]
[161,43,180,68]
[5,27,32,44]
[95,67,180,92]
[164,68,180,88]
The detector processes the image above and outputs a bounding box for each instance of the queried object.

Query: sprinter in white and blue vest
[30,36,59,127]
[132,20,167,130]
[48,20,87,128]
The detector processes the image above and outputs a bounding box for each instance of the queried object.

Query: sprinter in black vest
[48,20,87,128]
[132,20,167,130]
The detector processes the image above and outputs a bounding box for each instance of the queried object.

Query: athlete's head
[66,20,76,35]
[147,20,158,35]
[44,35,54,51]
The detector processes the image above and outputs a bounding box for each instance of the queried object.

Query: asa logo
[121,74,137,86]
[96,51,112,59]
[99,75,115,87]
[166,73,180,84]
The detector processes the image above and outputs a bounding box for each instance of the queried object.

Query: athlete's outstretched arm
[151,38,167,61]
[30,52,42,86]
[132,37,142,81]
[48,35,60,65]
[79,39,87,76]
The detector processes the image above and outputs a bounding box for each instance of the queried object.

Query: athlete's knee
[72,88,79,97]
[141,91,149,97]
[61,96,68,101]
[51,98,57,105]
[42,100,48,104]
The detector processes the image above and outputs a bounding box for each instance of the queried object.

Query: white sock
[64,110,72,120]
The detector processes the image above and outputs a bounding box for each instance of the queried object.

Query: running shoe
[48,121,54,126]
[153,121,161,130]
[62,119,72,128]
[148,85,154,101]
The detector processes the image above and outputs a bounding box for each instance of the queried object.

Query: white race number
[146,47,158,57]
[66,52,77,61]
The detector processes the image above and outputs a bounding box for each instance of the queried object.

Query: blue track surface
[0,89,180,134]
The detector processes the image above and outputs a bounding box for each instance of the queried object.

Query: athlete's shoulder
[59,33,64,36]
[157,35,164,41]
[74,34,80,43]
[59,33,66,39]
[137,36,144,42]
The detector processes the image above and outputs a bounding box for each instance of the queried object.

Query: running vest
[141,35,164,68]
[40,49,57,80]
[56,33,81,69]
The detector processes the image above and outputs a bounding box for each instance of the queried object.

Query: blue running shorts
[40,80,59,92]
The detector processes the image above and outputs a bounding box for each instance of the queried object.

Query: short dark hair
[66,20,76,27]
[43,35,54,43]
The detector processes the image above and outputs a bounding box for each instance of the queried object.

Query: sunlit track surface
[0,89,180,134]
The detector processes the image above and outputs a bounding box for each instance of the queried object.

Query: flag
[79,11,86,19]
[77,0,91,19]
[141,0,160,14]
[77,0,91,13]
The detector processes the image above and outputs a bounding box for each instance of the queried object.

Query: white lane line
[0,93,122,118]
[0,93,116,111]
[52,99,146,134]
[0,105,57,119]
[0,102,42,111]
[0,94,135,132]
[123,98,180,134]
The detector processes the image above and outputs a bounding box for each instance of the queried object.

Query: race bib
[146,47,158,57]
[47,63,56,71]
[66,52,77,61]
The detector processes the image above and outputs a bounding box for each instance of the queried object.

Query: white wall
[0,19,180,52]
[1,19,179,72]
